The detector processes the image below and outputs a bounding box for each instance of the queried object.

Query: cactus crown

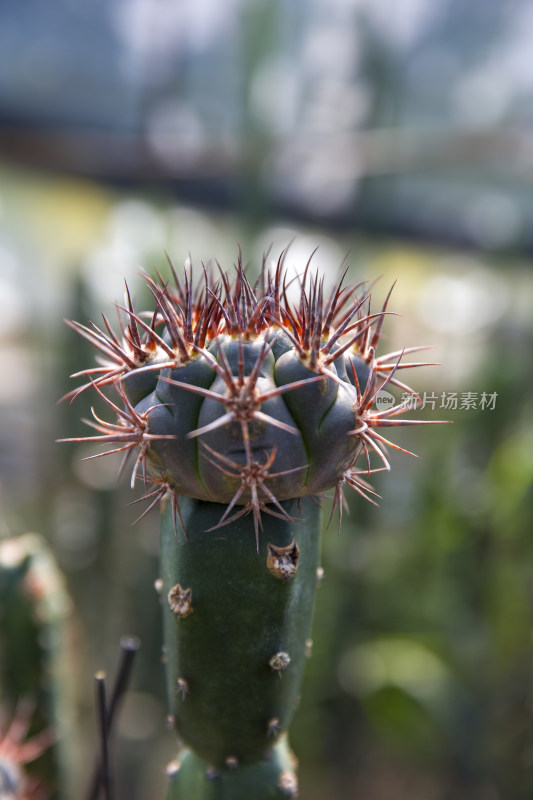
[62,249,437,544]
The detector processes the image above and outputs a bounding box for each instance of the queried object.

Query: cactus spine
[62,250,439,797]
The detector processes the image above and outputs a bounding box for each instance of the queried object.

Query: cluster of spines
[61,250,441,541]
[65,250,427,395]
[0,702,54,800]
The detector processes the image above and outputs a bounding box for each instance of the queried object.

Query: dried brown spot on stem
[267,540,300,580]
[269,651,291,674]
[168,583,193,618]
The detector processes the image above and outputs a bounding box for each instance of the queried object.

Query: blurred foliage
[3,1,533,244]
[0,163,531,799]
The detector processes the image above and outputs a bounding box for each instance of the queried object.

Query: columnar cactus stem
[0,534,76,798]
[165,737,298,800]
[160,495,320,798]
[61,249,443,797]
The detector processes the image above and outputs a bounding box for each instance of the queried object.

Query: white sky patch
[416,264,510,335]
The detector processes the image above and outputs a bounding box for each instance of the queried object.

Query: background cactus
[62,250,439,798]
[0,534,77,799]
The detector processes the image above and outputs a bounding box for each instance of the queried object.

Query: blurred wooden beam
[0,121,530,182]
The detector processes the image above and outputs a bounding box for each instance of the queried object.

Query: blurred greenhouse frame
[1,1,532,798]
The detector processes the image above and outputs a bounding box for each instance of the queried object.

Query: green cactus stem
[0,533,77,798]
[62,249,443,798]
[159,495,320,798]
[165,736,298,800]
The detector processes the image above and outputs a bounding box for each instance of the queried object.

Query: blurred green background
[0,1,532,798]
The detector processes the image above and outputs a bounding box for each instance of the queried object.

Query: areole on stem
[61,248,443,798]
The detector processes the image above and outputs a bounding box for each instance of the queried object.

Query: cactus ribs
[61,248,439,544]
[61,248,445,799]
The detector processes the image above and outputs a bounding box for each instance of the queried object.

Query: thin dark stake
[107,635,141,731]
[95,672,112,800]
[86,635,141,800]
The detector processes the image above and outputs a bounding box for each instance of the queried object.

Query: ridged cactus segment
[62,252,440,531]
[273,350,360,495]
[134,356,218,499]
[159,495,321,769]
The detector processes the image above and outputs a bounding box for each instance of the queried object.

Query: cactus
[62,250,440,798]
[0,534,77,799]
[0,702,55,800]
